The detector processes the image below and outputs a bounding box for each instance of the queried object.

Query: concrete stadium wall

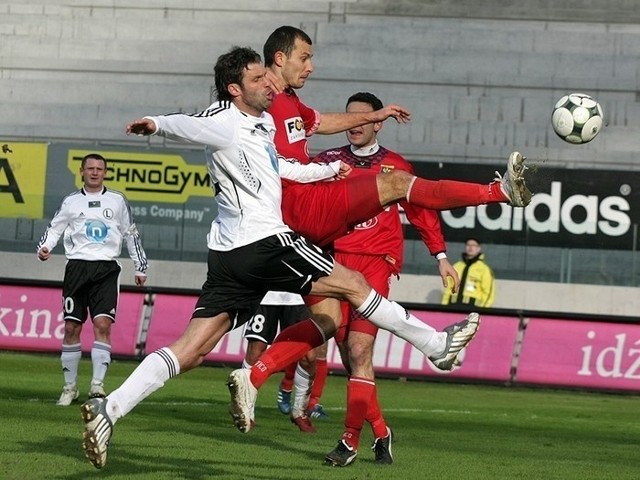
[2,1,639,316]
[1,0,639,169]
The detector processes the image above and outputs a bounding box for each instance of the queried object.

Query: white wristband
[435,252,447,261]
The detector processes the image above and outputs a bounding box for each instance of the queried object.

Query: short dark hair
[465,237,481,246]
[346,92,384,111]
[263,26,313,67]
[81,153,107,169]
[214,46,262,101]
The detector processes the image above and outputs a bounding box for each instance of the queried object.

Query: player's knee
[378,169,412,199]
[344,268,368,292]
[63,320,82,339]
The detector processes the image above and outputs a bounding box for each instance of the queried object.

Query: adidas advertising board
[410,162,638,250]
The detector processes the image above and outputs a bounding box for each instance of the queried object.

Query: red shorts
[281,175,381,248]
[333,253,394,344]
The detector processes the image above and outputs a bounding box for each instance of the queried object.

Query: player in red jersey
[260,25,531,433]
[264,26,531,247]
[323,91,456,466]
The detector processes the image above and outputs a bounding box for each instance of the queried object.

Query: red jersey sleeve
[268,90,320,164]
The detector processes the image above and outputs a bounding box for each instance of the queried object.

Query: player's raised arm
[316,104,411,135]
[126,118,157,136]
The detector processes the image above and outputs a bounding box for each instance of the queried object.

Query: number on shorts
[64,296,75,314]
[247,313,266,333]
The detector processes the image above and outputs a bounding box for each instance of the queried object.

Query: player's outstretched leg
[227,368,258,433]
[81,397,113,469]
[428,313,480,371]
[400,151,533,211]
[495,151,531,207]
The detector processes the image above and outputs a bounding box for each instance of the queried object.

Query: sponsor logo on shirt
[284,116,305,144]
[88,201,101,208]
[85,219,109,243]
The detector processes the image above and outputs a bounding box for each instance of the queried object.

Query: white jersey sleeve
[147,104,236,150]
[36,193,77,255]
[278,158,341,183]
[114,195,148,275]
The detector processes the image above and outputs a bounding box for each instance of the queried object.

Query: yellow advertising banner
[0,142,48,218]
[68,149,211,203]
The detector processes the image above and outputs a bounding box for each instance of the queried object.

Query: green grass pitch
[0,351,639,480]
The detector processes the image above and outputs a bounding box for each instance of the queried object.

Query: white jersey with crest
[148,101,340,251]
[37,186,148,274]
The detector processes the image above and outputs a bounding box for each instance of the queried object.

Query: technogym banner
[0,141,215,225]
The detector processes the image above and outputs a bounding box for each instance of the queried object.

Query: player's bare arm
[372,104,411,124]
[438,258,460,293]
[126,118,157,136]
[316,105,411,135]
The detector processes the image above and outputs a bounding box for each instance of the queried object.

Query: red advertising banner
[146,295,518,381]
[0,284,146,356]
[516,318,640,391]
[7,284,637,392]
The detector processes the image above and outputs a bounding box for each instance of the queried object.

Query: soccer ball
[551,93,603,144]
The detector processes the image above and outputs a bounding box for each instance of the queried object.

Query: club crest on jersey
[381,164,395,173]
[103,208,114,219]
[284,116,305,144]
[354,218,378,230]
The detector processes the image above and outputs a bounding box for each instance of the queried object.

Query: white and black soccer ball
[551,93,603,144]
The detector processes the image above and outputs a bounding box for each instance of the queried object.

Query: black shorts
[243,303,311,344]
[192,232,333,330]
[62,260,121,323]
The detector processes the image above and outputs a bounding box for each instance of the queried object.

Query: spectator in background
[442,237,495,308]
[37,153,148,406]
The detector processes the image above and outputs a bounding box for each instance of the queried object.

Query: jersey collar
[350,140,380,157]
[81,186,107,196]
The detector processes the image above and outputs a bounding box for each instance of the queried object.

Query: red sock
[308,357,328,410]
[280,361,296,391]
[407,177,507,210]
[341,377,375,450]
[250,319,324,389]
[365,386,388,439]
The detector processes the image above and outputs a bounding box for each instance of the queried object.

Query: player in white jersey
[37,153,147,406]
[79,47,479,469]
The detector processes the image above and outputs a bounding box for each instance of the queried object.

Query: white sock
[61,343,82,385]
[107,347,180,422]
[91,341,112,385]
[291,363,312,418]
[241,359,255,419]
[356,290,446,357]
